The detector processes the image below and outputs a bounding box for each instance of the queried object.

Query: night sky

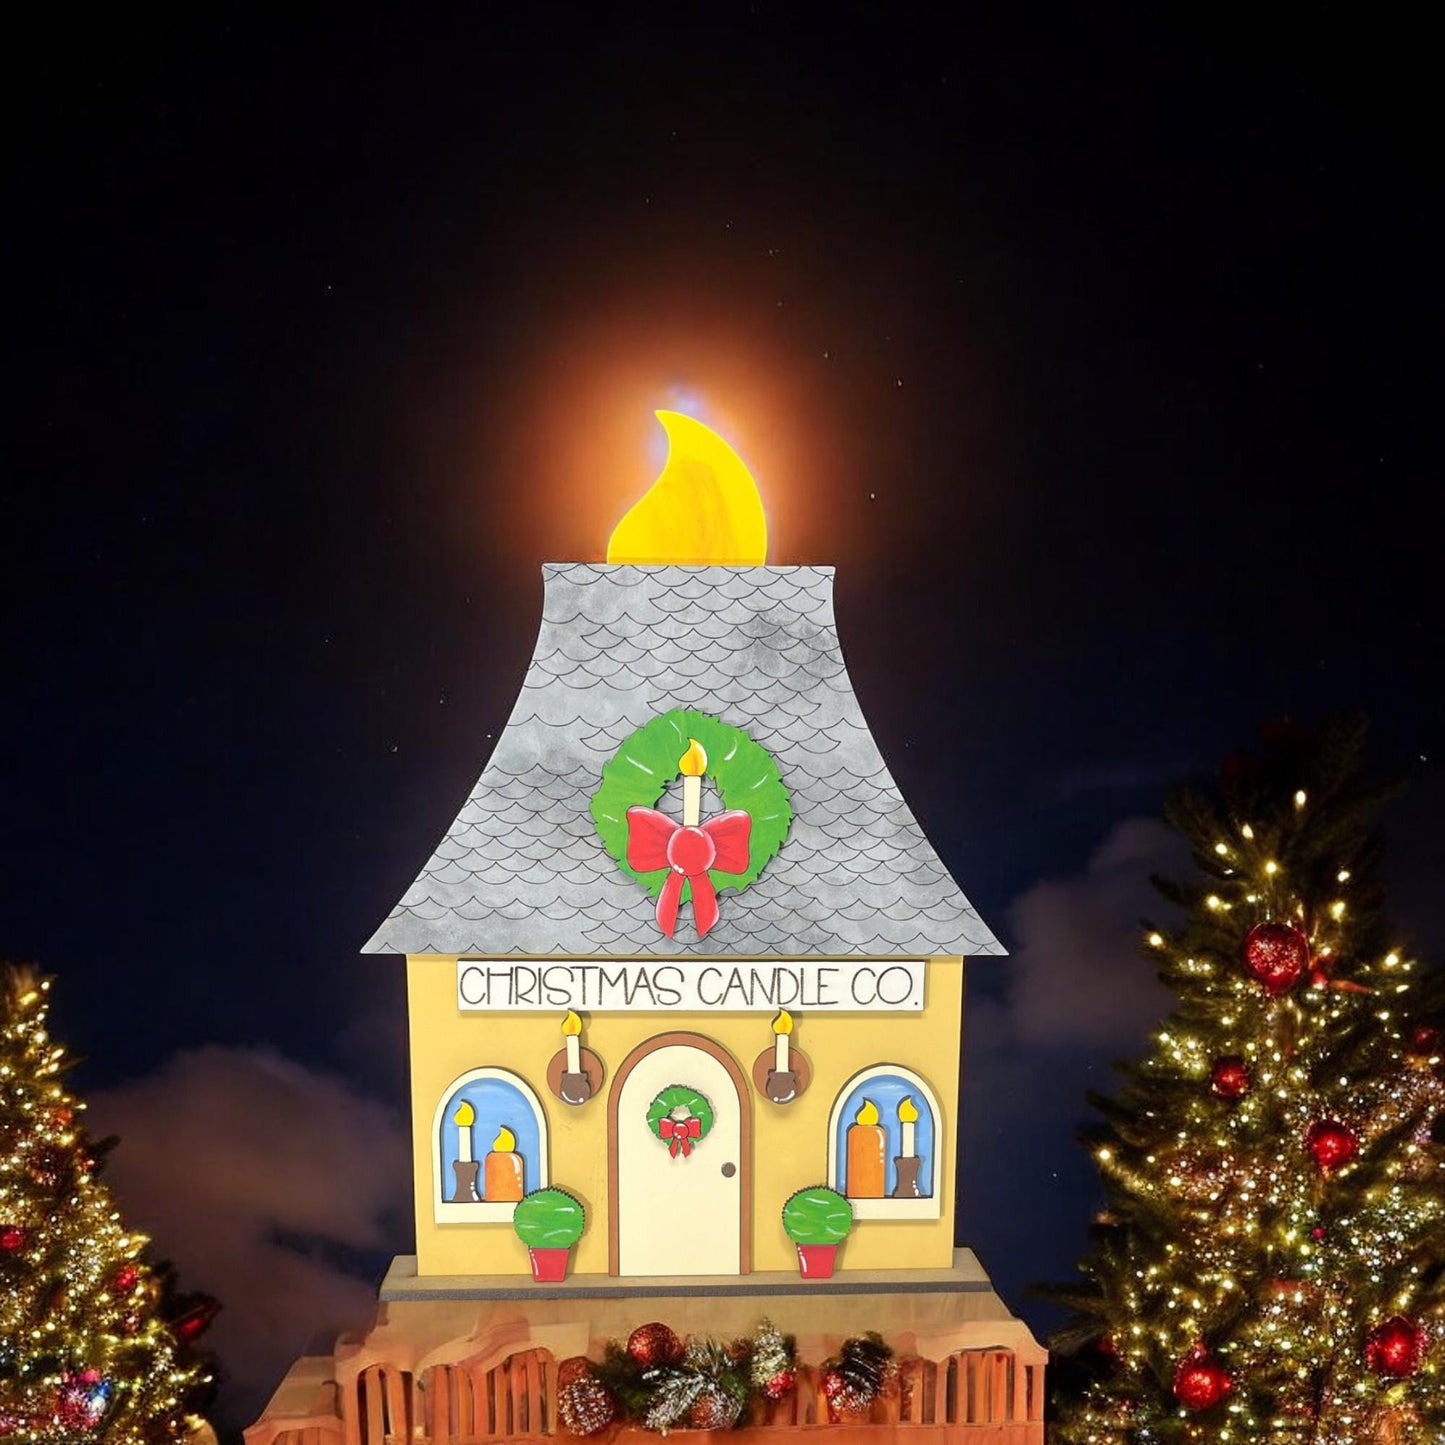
[6,11,1441,1436]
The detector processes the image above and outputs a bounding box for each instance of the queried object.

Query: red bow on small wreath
[625,807,752,938]
[659,1116,703,1157]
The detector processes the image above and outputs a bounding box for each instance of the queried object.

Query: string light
[0,967,215,1443]
[1054,736,1445,1445]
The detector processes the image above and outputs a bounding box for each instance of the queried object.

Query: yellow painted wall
[406,956,966,1277]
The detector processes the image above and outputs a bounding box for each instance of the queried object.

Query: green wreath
[646,1085,715,1157]
[590,709,793,901]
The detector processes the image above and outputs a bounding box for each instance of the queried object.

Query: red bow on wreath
[625,807,752,938]
[659,1116,702,1157]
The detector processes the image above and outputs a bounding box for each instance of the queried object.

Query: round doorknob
[720,1161,737,1178]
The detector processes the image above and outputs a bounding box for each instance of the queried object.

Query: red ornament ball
[1409,1026,1442,1059]
[1172,1352,1232,1412]
[626,1321,683,1369]
[1311,1225,1326,1241]
[1242,922,1310,995]
[763,1369,796,1401]
[0,1225,26,1254]
[1365,1316,1426,1378]
[686,1389,743,1431]
[112,1265,140,1294]
[1209,1057,1252,1100]
[1307,1118,1359,1174]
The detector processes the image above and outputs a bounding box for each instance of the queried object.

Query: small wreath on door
[646,1085,715,1158]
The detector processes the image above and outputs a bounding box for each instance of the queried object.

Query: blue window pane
[439,1076,541,1203]
[833,1075,934,1198]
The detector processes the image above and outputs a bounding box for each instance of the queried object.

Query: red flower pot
[528,1247,570,1282]
[795,1244,838,1278]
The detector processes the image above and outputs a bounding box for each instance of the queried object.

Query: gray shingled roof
[363,564,1003,957]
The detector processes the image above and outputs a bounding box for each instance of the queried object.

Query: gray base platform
[379,1248,995,1302]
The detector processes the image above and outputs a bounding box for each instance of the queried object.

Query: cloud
[89,1047,409,1438]
[1003,816,1180,1048]
[958,818,1187,1322]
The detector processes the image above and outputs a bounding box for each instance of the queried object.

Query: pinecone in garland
[823,1333,895,1422]
[558,1370,617,1436]
[822,1368,872,1422]
[748,1318,797,1402]
[558,1356,594,1389]
[643,1338,750,1433]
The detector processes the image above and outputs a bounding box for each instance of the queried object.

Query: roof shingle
[362,564,1003,957]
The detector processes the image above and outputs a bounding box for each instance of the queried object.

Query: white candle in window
[453,1100,475,1162]
[898,1095,918,1158]
[562,1010,582,1072]
[772,1009,792,1070]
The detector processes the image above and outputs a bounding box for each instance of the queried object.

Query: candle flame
[772,1008,793,1035]
[897,1095,919,1123]
[606,411,767,565]
[492,1125,517,1152]
[453,1101,476,1127]
[679,738,708,777]
[854,1098,880,1127]
[561,1009,582,1036]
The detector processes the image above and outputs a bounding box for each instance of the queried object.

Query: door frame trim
[607,1030,753,1276]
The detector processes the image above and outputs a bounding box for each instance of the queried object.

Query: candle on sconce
[562,1009,582,1073]
[454,1100,475,1162]
[484,1124,525,1202]
[845,1098,886,1198]
[773,1009,792,1071]
[679,739,707,825]
[898,1095,918,1158]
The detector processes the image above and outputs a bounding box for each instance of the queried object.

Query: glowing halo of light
[606,410,767,565]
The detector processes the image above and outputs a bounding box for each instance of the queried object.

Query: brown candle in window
[845,1098,886,1197]
[483,1124,525,1201]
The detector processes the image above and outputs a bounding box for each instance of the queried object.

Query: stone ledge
[380,1248,995,1302]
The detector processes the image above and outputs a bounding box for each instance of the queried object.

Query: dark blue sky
[5,10,1441,1433]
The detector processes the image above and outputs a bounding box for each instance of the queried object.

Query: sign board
[456,958,926,1013]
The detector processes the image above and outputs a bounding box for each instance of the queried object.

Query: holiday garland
[557,1319,897,1435]
[590,709,792,903]
[645,1086,715,1158]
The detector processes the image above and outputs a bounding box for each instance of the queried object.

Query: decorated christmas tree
[0,966,218,1444]
[1050,721,1445,1444]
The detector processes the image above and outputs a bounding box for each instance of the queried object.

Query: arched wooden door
[608,1032,752,1276]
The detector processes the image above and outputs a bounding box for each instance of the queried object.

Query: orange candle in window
[845,1099,886,1198]
[483,1124,525,1201]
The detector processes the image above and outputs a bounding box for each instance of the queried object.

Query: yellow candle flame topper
[453,1101,476,1127]
[772,1008,793,1036]
[855,1098,880,1127]
[607,411,767,565]
[679,738,708,776]
[492,1125,517,1152]
[897,1095,919,1123]
[561,1009,582,1036]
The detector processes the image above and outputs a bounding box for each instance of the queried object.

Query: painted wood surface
[614,1040,744,1275]
[249,1345,1045,1445]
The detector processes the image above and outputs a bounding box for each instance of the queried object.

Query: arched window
[432,1068,549,1223]
[826,1064,942,1220]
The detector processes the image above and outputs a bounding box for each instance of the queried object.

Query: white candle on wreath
[772,1009,792,1070]
[898,1095,919,1158]
[562,1009,582,1073]
[453,1100,476,1162]
[679,738,707,826]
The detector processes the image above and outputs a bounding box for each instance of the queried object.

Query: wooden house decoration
[246,412,1046,1445]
